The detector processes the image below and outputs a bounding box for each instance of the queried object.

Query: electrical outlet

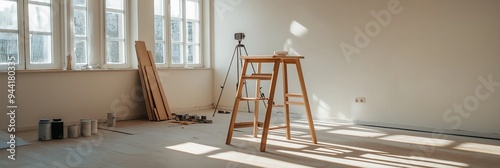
[355,97,366,103]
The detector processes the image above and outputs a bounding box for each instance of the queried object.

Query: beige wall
[213,0,500,137]
[0,69,212,130]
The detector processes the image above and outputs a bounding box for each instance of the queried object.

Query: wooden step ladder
[226,56,317,152]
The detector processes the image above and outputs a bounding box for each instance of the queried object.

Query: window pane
[74,9,86,36]
[186,0,198,20]
[171,20,182,42]
[75,40,87,64]
[29,4,51,32]
[154,17,164,40]
[187,45,199,64]
[30,34,52,64]
[155,42,164,64]
[154,0,163,16]
[73,0,86,7]
[0,1,18,30]
[105,12,123,38]
[0,32,18,64]
[170,0,181,18]
[30,0,50,3]
[106,0,123,10]
[187,22,199,43]
[171,43,182,64]
[106,41,123,64]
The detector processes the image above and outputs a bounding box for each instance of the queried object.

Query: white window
[0,0,61,70]
[155,0,202,67]
[28,0,53,66]
[73,0,88,65]
[0,0,20,67]
[105,0,127,66]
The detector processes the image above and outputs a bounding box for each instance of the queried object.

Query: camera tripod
[212,41,268,117]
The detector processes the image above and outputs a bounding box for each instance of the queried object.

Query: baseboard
[353,120,500,140]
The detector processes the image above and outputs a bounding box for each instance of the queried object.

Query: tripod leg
[213,45,239,117]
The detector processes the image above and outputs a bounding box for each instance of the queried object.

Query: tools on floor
[135,41,172,121]
[169,113,213,124]
[217,110,231,114]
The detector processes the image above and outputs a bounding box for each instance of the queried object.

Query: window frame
[72,0,90,67]
[0,0,62,70]
[155,0,203,68]
[0,0,24,69]
[103,0,129,69]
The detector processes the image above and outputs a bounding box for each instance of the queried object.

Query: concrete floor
[1,109,500,168]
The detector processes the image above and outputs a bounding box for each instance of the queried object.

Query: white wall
[213,0,500,136]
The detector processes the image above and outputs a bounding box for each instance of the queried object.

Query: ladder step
[273,104,285,107]
[269,126,287,130]
[258,125,287,130]
[240,97,269,101]
[242,74,273,80]
[286,101,305,105]
[285,93,303,98]
[234,122,263,128]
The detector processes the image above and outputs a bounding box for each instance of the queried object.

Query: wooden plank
[135,41,153,66]
[137,66,152,121]
[135,41,172,121]
[145,66,168,120]
[135,42,156,120]
[140,65,156,121]
[147,51,172,119]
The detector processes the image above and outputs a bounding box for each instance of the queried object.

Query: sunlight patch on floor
[234,136,307,149]
[346,157,423,168]
[316,141,386,153]
[454,142,500,156]
[277,150,399,168]
[379,135,454,147]
[165,142,220,155]
[208,151,314,168]
[362,154,465,168]
[382,154,469,167]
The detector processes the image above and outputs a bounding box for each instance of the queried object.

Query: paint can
[51,118,64,139]
[38,119,51,141]
[107,112,116,127]
[91,119,98,134]
[80,119,91,137]
[68,124,79,138]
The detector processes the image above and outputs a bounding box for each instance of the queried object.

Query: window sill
[1,68,137,74]
[157,67,212,71]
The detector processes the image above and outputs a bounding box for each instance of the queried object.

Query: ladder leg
[260,59,281,152]
[226,61,250,145]
[295,60,318,144]
[253,63,262,138]
[282,61,291,140]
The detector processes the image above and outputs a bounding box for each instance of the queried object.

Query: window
[0,0,19,66]
[73,0,88,65]
[0,0,61,70]
[105,0,126,65]
[155,0,202,67]
[28,0,53,65]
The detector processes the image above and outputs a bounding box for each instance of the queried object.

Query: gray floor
[1,109,500,168]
